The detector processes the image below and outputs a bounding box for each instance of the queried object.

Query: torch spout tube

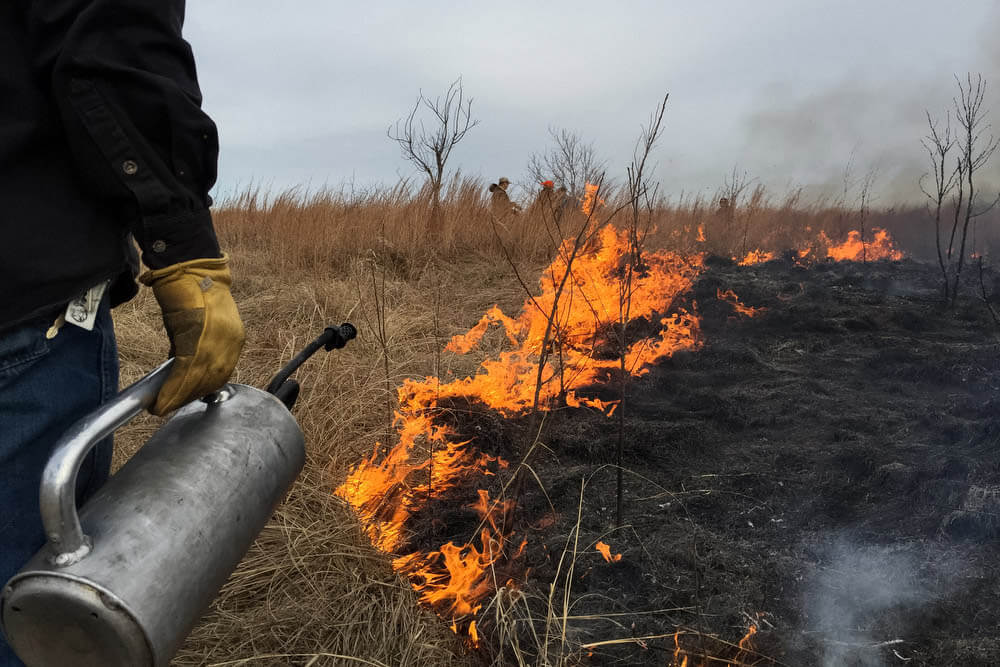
[265,323,356,404]
[40,323,356,564]
[39,359,174,566]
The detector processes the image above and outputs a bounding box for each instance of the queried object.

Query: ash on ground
[467,257,1000,666]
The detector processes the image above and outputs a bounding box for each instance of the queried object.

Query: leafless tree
[527,127,607,201]
[616,93,669,528]
[920,110,962,299]
[948,73,1000,306]
[388,77,479,227]
[921,74,1000,306]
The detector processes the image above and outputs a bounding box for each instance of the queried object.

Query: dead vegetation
[106,176,1000,666]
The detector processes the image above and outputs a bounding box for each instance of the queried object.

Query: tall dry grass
[213,176,555,279]
[213,177,1000,276]
[108,179,989,666]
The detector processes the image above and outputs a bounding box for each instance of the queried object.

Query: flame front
[338,209,905,647]
[739,227,904,265]
[581,182,604,217]
[738,249,776,265]
[337,220,705,640]
[821,228,903,261]
[442,223,704,411]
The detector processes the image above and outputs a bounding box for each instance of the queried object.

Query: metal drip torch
[1,323,356,667]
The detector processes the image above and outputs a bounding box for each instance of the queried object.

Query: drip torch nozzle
[265,322,357,408]
[323,323,357,350]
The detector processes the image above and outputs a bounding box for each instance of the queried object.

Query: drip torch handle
[40,359,175,566]
[40,320,356,566]
[265,323,356,406]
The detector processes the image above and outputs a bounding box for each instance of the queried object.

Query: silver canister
[1,361,306,666]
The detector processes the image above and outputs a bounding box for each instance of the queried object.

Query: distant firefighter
[717,196,734,222]
[535,180,555,207]
[488,177,518,216]
[530,180,569,218]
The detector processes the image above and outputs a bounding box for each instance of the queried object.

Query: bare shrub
[923,73,1000,305]
[527,128,607,201]
[388,77,479,234]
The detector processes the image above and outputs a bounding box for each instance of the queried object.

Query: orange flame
[595,540,622,563]
[738,228,903,265]
[820,228,903,262]
[340,218,904,648]
[468,620,479,644]
[441,225,704,406]
[581,182,604,217]
[738,249,775,265]
[337,223,705,640]
[672,630,689,667]
[696,224,706,243]
[738,622,758,652]
[716,288,765,318]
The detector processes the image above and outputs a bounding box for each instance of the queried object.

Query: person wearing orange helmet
[530,180,568,219]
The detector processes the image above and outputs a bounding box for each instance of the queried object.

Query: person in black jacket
[1,3,244,663]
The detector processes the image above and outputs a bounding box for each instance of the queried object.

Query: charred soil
[439,257,1000,666]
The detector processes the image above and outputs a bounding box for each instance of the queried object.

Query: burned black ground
[484,257,1000,666]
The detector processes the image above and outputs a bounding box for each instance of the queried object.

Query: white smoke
[802,537,946,667]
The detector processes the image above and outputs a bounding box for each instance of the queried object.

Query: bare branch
[949,73,998,305]
[387,77,479,212]
[527,128,608,200]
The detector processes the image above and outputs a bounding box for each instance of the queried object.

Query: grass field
[109,180,1000,666]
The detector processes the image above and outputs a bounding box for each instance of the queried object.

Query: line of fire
[335,184,920,665]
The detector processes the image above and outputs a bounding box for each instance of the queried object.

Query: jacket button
[122,160,139,175]
[152,240,167,253]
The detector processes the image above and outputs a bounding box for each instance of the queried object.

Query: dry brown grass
[107,181,987,666]
[112,181,540,667]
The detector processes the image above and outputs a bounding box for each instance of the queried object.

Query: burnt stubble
[508,257,1000,666]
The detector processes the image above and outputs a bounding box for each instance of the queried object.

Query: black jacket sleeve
[19,0,221,269]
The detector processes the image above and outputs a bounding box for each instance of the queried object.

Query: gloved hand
[139,254,245,415]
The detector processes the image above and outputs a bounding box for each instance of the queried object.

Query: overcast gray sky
[185,1,1000,205]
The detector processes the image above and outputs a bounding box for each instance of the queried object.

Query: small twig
[209,653,390,667]
[977,255,1000,325]
[813,637,905,649]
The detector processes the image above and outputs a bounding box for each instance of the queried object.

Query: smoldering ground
[798,535,959,667]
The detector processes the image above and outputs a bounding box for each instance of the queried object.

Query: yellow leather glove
[139,254,245,416]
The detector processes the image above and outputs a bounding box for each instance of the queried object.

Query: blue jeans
[0,298,117,667]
